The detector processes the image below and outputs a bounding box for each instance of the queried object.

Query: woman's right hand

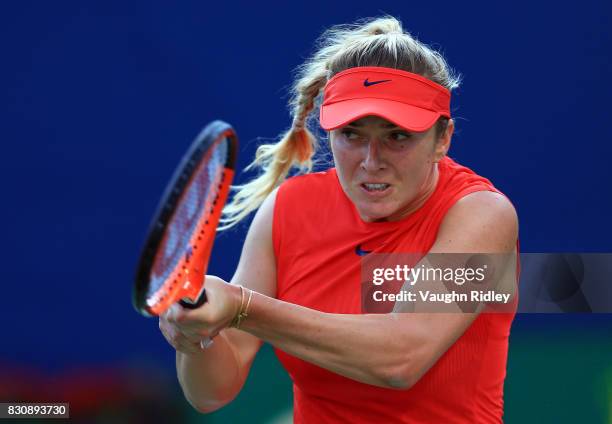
[158,276,243,354]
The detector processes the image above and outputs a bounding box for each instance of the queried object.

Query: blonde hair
[220,15,461,229]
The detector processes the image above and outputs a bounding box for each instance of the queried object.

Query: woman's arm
[160,189,279,412]
[239,191,519,389]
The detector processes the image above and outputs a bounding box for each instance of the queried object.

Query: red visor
[320,67,451,131]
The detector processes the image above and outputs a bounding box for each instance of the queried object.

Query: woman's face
[330,115,453,222]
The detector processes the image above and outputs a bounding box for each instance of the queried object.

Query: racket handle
[179,289,208,309]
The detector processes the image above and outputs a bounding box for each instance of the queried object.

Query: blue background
[2,1,611,422]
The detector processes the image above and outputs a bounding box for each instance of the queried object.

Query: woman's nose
[361,139,386,172]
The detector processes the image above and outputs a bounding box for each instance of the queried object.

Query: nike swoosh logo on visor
[363,78,392,87]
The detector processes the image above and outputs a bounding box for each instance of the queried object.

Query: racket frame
[133,120,237,317]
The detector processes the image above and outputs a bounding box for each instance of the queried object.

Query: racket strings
[147,139,229,303]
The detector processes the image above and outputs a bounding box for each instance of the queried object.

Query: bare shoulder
[256,186,279,226]
[244,186,278,251]
[231,187,279,297]
[433,190,519,253]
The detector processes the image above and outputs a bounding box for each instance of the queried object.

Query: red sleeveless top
[272,156,517,423]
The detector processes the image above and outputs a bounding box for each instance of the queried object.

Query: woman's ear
[433,119,454,162]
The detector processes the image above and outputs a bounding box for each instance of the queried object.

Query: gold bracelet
[234,288,253,330]
[230,286,245,328]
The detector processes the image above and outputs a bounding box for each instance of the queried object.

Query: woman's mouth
[362,183,390,191]
[360,183,392,197]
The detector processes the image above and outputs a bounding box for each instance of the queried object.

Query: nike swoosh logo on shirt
[355,244,373,256]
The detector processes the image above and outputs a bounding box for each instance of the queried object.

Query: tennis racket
[133,120,238,317]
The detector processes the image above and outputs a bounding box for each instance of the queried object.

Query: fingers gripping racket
[133,120,237,318]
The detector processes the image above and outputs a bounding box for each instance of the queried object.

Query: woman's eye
[390,131,412,141]
[341,129,361,140]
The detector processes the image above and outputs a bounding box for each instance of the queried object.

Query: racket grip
[179,289,208,309]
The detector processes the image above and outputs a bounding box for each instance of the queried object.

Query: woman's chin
[356,205,396,222]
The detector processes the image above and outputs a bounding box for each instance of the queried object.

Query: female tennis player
[159,16,519,423]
